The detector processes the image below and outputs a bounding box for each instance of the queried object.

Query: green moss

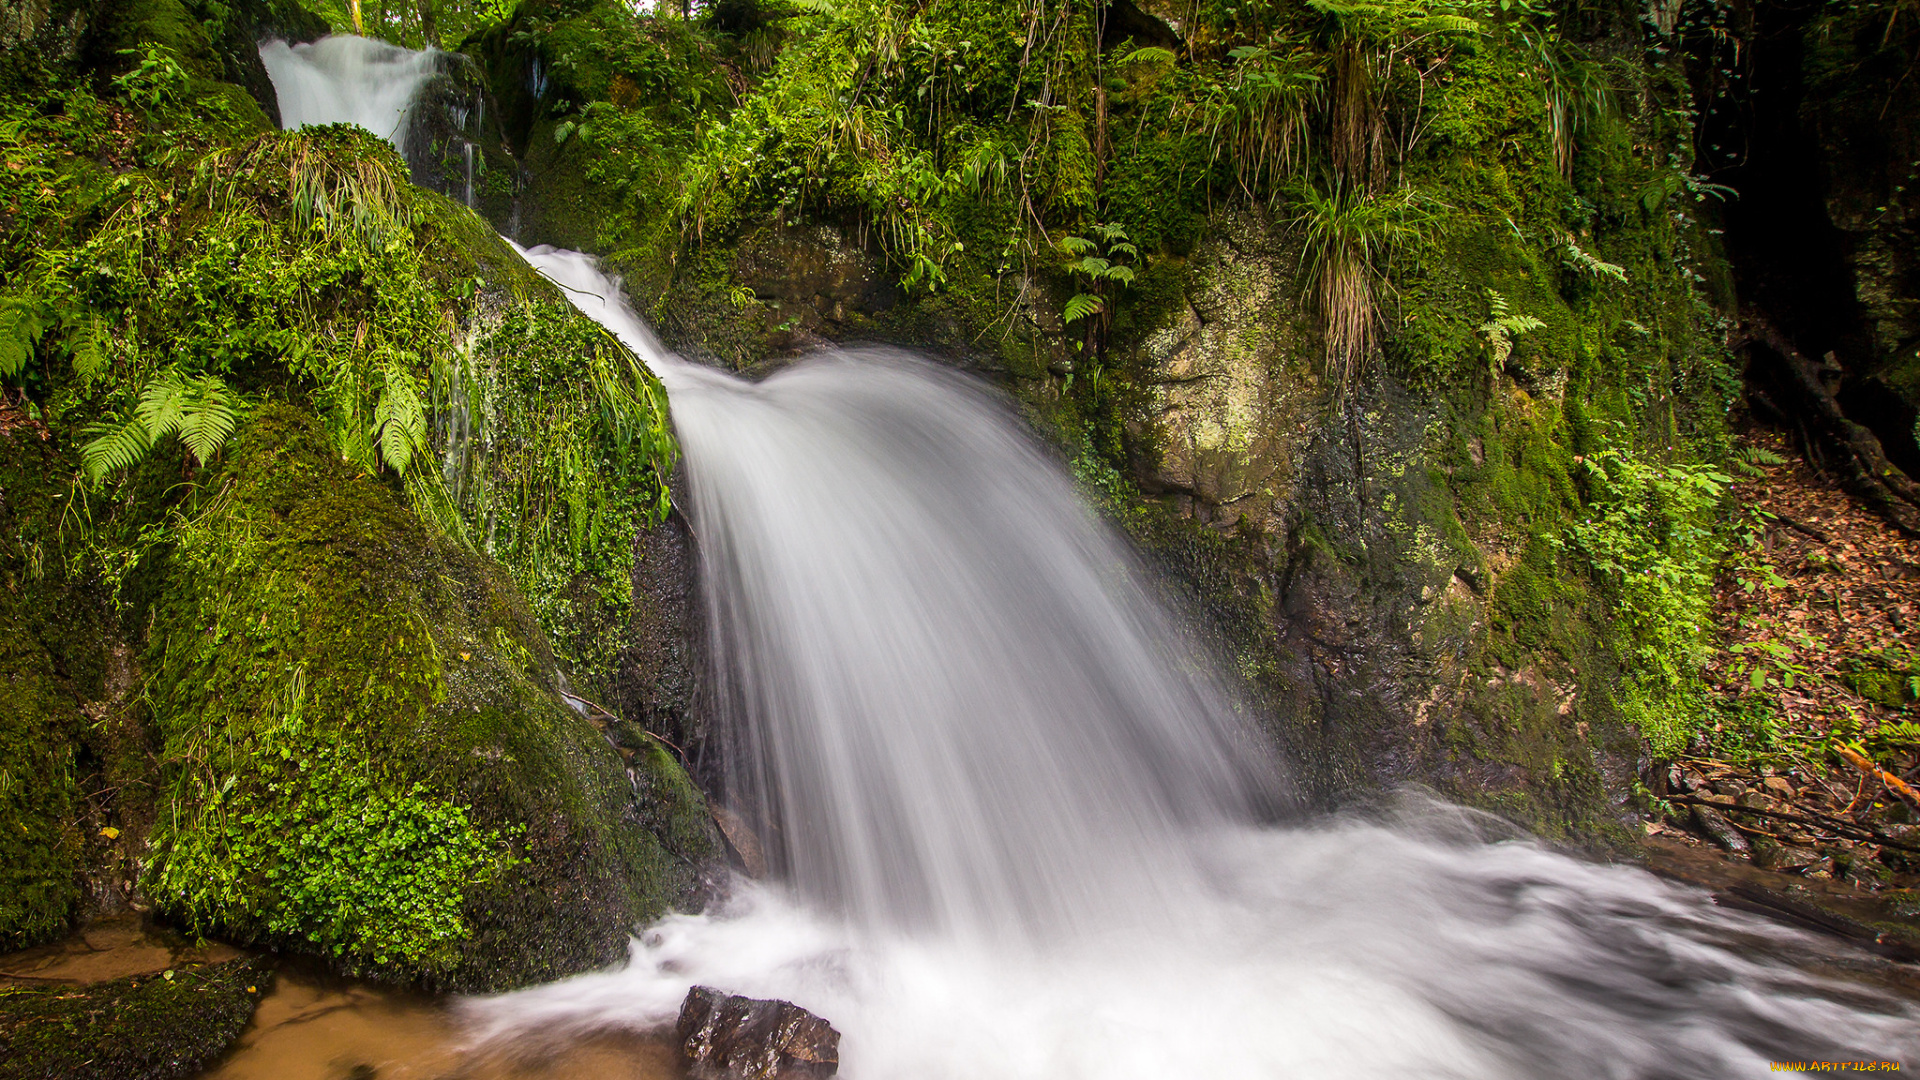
[0,588,82,951]
[139,403,709,989]
[0,428,103,950]
[0,956,270,1080]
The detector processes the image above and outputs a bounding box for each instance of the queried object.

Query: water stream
[260,37,1920,1079]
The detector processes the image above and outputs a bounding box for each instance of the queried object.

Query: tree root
[1735,314,1920,538]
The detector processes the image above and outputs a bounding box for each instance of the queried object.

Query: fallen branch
[1761,509,1832,544]
[1666,794,1920,854]
[1835,743,1920,811]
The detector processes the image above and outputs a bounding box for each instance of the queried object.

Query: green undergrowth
[1,9,701,979]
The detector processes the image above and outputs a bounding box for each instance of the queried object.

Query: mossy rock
[0,956,271,1080]
[0,586,84,952]
[1839,649,1920,710]
[0,429,107,951]
[142,402,718,991]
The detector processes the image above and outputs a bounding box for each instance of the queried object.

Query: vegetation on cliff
[2,0,1916,987]
[0,0,713,983]
[473,0,1751,837]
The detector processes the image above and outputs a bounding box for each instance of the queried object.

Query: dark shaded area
[1700,0,1920,477]
[0,957,271,1080]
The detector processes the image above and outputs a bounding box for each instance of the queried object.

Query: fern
[1119,46,1179,67]
[1478,290,1545,372]
[373,356,427,477]
[1729,444,1787,478]
[67,316,113,384]
[80,416,155,483]
[1563,234,1628,283]
[1063,294,1105,324]
[81,370,244,483]
[180,383,239,465]
[0,297,52,379]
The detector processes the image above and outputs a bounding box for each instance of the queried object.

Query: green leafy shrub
[1559,445,1730,756]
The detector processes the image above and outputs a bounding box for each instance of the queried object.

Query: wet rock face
[676,986,840,1080]
[1119,208,1322,533]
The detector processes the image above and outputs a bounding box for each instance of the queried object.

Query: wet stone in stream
[677,986,840,1080]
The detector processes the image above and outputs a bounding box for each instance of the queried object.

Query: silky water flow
[264,37,1920,1079]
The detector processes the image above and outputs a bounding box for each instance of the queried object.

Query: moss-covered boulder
[140,402,716,991]
[0,421,112,950]
[0,956,271,1080]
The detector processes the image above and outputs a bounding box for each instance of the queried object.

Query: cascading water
[259,37,443,146]
[262,41,1920,1079]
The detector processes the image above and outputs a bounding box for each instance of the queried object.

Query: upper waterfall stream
[263,37,1920,1080]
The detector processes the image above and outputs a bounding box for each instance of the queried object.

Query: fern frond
[134,371,190,442]
[67,316,114,384]
[1058,236,1097,255]
[373,357,427,477]
[0,297,53,379]
[1119,46,1178,67]
[1564,234,1629,283]
[81,415,155,484]
[1063,294,1105,324]
[1730,444,1788,477]
[178,375,240,467]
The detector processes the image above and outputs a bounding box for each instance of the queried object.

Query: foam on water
[460,802,1918,1080]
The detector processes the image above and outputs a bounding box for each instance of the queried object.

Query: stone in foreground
[676,985,840,1079]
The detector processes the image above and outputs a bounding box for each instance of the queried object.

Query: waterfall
[521,248,1282,941]
[261,44,1920,1080]
[259,37,443,147]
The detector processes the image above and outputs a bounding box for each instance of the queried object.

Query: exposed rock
[1690,803,1752,855]
[676,986,840,1080]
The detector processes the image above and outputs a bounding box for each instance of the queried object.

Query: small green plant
[1477,289,1545,376]
[80,370,243,483]
[1296,181,1429,394]
[1058,221,1138,354]
[1726,629,1819,693]
[113,45,190,115]
[1562,233,1628,283]
[1194,35,1322,199]
[1729,444,1787,478]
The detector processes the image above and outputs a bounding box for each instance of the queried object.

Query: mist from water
[260,45,1920,1079]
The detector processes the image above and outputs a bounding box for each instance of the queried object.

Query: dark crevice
[1700,0,1920,479]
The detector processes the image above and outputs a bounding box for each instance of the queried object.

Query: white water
[259,36,444,149]
[262,44,1920,1079]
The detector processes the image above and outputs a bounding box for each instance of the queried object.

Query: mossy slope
[143,403,713,990]
[1,0,715,987]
